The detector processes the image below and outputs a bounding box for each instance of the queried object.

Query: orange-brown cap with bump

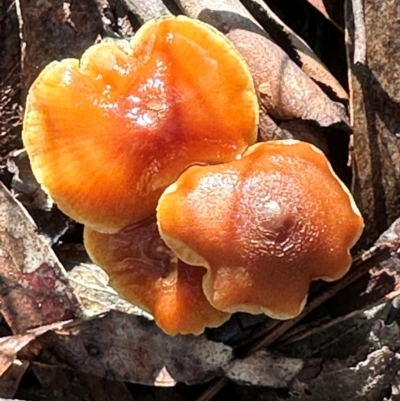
[84,217,230,335]
[157,140,364,319]
[23,15,258,233]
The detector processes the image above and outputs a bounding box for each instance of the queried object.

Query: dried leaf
[68,262,152,318]
[241,0,348,101]
[37,311,233,385]
[34,310,306,387]
[0,182,81,333]
[0,320,71,376]
[0,360,29,398]
[279,120,329,154]
[0,336,32,377]
[347,0,400,246]
[276,302,391,359]
[370,218,400,298]
[176,0,348,136]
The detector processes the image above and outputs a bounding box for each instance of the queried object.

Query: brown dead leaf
[176,0,348,138]
[0,335,32,377]
[347,0,400,246]
[0,182,81,333]
[32,310,306,387]
[241,0,348,101]
[0,320,71,377]
[37,311,234,385]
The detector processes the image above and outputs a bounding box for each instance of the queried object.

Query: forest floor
[1,1,400,400]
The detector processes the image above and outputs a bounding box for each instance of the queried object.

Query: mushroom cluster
[23,15,364,335]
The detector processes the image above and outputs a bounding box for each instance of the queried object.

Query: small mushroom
[23,15,258,233]
[84,217,230,335]
[157,140,364,319]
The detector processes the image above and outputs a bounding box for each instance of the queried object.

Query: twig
[240,0,348,100]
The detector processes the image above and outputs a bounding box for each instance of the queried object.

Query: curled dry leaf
[176,0,349,137]
[370,218,400,300]
[275,301,391,360]
[241,0,348,101]
[38,311,233,385]
[0,182,81,334]
[277,304,400,398]
[347,0,400,247]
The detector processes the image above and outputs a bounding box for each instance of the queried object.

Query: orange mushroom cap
[157,140,364,319]
[84,218,230,335]
[23,16,258,233]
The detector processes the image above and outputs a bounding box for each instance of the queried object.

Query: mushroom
[157,140,364,319]
[84,217,230,335]
[23,15,258,233]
